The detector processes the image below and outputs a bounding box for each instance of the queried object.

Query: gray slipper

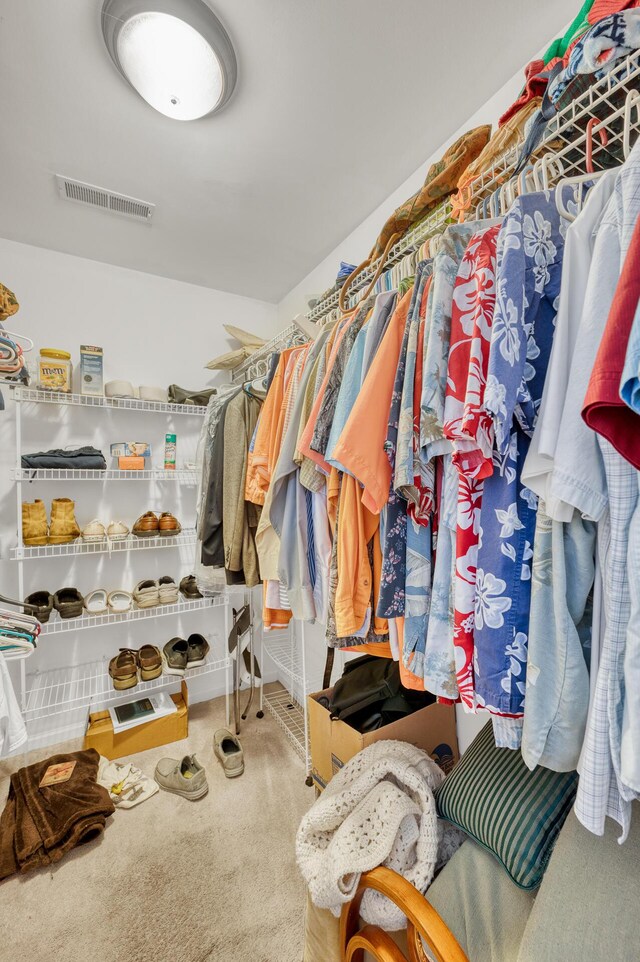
[154,755,208,800]
[213,729,244,778]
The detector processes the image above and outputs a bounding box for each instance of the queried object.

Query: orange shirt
[245,347,298,506]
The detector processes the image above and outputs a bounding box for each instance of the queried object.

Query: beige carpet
[0,685,313,962]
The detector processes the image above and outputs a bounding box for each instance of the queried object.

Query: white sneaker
[81,519,106,542]
[107,520,129,541]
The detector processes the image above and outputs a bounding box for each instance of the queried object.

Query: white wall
[0,239,279,748]
[277,59,543,754]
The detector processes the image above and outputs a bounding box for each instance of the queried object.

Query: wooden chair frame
[340,867,469,962]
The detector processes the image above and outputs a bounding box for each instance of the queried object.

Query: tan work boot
[22,499,48,546]
[49,498,80,544]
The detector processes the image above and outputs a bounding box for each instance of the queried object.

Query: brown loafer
[158,512,181,536]
[132,511,159,538]
[179,575,202,599]
[109,650,138,690]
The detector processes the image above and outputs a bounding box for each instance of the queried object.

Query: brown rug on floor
[0,686,312,962]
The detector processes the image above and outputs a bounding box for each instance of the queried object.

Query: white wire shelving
[10,529,198,561]
[263,685,308,764]
[24,651,230,721]
[12,386,209,416]
[230,321,310,384]
[263,633,314,696]
[38,595,226,636]
[305,200,452,324]
[14,467,197,482]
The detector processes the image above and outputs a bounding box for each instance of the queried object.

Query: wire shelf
[230,322,310,384]
[305,200,452,323]
[39,595,227,635]
[14,468,197,482]
[12,386,208,416]
[264,686,306,763]
[10,529,198,561]
[24,652,230,720]
[264,635,313,694]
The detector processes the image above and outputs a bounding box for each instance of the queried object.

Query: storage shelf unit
[39,595,226,636]
[24,652,230,720]
[263,685,307,764]
[10,529,198,560]
[14,467,197,482]
[12,386,208,416]
[263,634,313,696]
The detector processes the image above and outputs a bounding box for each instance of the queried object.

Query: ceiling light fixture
[101,0,237,121]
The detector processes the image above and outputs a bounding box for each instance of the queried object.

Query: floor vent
[55,175,155,222]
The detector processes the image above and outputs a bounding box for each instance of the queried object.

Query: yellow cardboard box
[308,689,458,792]
[84,681,188,760]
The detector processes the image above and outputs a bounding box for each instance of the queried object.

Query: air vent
[55,175,155,222]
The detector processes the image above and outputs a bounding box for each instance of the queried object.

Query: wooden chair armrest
[340,866,469,962]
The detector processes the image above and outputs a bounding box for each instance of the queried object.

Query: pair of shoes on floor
[22,498,80,546]
[81,519,129,542]
[84,588,133,614]
[154,755,208,800]
[133,576,179,608]
[132,511,181,538]
[154,731,244,800]
[162,634,209,675]
[108,645,162,690]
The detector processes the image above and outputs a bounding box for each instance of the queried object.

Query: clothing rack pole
[224,602,231,729]
[301,620,312,786]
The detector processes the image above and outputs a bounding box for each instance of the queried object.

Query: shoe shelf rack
[14,468,197,482]
[24,651,231,722]
[10,528,198,560]
[262,623,312,777]
[39,595,227,636]
[12,386,209,417]
[6,385,233,753]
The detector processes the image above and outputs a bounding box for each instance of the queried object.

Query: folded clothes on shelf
[21,446,107,470]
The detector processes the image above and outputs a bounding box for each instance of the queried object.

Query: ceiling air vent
[55,175,155,222]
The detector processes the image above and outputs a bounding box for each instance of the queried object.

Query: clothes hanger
[0,329,33,351]
[623,88,640,159]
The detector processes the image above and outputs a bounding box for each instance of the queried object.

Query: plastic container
[164,434,176,471]
[38,348,72,393]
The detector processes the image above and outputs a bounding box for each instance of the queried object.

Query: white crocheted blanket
[296,739,464,930]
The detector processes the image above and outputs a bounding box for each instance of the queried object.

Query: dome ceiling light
[101,0,237,121]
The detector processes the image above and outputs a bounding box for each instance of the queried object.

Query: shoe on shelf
[158,575,179,605]
[107,520,129,542]
[133,579,160,608]
[158,512,181,536]
[81,519,106,543]
[186,633,210,668]
[124,644,162,681]
[154,755,208,800]
[179,575,202,600]
[107,589,133,612]
[49,498,80,545]
[162,638,189,676]
[213,729,244,779]
[53,587,84,619]
[84,587,109,615]
[132,511,159,538]
[22,499,48,546]
[24,590,53,623]
[109,650,138,690]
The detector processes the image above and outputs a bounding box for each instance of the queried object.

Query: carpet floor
[0,685,313,962]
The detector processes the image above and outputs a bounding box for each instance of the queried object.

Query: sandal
[135,644,162,680]
[107,589,133,613]
[84,588,109,615]
[109,650,138,690]
[53,587,84,619]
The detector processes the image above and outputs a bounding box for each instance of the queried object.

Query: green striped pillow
[435,723,578,890]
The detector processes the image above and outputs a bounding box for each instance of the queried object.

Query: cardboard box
[308,689,458,792]
[80,344,104,396]
[110,442,152,458]
[84,681,188,760]
[118,455,145,470]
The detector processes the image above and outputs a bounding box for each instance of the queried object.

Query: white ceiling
[0,0,578,303]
